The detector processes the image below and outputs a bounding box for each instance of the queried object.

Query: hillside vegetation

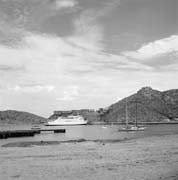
[0,110,47,124]
[101,87,178,123]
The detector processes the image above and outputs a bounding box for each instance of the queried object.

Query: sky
[0,0,177,117]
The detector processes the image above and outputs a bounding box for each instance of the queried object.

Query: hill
[100,87,178,123]
[0,110,47,124]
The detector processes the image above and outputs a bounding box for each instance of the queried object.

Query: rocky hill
[100,87,178,123]
[0,110,47,124]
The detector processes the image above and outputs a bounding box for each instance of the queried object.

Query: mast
[135,99,137,127]
[125,98,128,126]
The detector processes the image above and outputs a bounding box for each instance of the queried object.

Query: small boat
[31,125,41,130]
[120,98,146,131]
[45,115,87,126]
[101,126,107,129]
[121,125,145,131]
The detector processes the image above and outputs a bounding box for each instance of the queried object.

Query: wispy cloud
[55,0,77,9]
[0,32,153,83]
[67,10,104,51]
[13,85,55,93]
[0,31,154,108]
[56,86,79,101]
[123,35,178,60]
[0,65,25,72]
[67,0,120,51]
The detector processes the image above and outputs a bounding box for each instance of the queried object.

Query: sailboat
[121,98,145,131]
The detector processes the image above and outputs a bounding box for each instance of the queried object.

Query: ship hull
[120,126,146,131]
[45,122,87,126]
[45,115,88,126]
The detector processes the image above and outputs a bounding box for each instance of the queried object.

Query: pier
[0,129,66,139]
[40,129,66,133]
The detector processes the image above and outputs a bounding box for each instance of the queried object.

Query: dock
[40,129,66,133]
[0,129,66,139]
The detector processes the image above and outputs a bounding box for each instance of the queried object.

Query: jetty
[0,129,66,139]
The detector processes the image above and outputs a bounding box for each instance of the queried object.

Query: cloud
[0,31,154,113]
[56,86,79,101]
[123,35,178,60]
[67,9,104,51]
[0,65,24,72]
[13,85,55,93]
[0,32,153,85]
[67,1,120,51]
[55,0,77,9]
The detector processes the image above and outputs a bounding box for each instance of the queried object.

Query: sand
[0,134,178,180]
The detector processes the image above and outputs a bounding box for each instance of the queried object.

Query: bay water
[0,124,178,146]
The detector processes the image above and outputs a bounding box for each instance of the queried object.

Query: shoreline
[2,132,178,148]
[0,134,178,180]
[1,137,131,148]
[92,121,178,125]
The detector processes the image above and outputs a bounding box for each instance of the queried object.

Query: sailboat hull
[120,126,145,131]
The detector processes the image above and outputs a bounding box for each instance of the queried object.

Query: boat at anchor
[120,98,146,131]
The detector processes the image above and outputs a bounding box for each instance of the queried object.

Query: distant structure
[53,109,95,116]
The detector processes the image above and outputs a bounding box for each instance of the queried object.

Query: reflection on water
[0,124,178,146]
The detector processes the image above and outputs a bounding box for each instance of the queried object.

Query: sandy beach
[0,134,178,180]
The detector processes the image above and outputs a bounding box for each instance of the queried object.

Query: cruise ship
[46,115,88,126]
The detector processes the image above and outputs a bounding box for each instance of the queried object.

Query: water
[0,124,178,146]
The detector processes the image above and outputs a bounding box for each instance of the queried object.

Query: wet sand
[0,134,178,180]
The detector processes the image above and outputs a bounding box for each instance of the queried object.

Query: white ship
[46,115,88,126]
